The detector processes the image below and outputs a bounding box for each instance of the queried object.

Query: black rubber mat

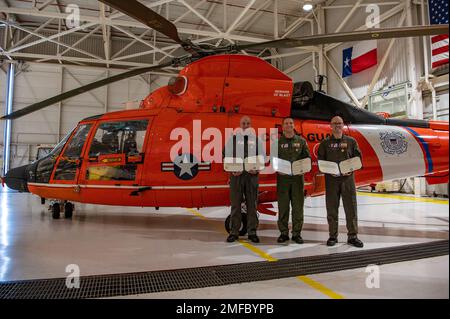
[0,240,448,299]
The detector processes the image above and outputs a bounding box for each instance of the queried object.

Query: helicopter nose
[2,164,30,192]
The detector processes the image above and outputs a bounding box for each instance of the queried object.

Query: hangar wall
[0,63,163,169]
[286,3,423,105]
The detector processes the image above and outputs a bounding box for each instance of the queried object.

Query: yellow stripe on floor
[297,276,344,299]
[357,191,449,205]
[238,240,278,262]
[187,208,207,219]
[187,208,344,299]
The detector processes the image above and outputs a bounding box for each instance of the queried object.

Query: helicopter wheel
[225,213,248,236]
[51,203,61,219]
[64,202,74,219]
[41,197,46,205]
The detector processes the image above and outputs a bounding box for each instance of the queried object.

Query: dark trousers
[325,174,358,239]
[229,173,259,236]
[277,175,304,237]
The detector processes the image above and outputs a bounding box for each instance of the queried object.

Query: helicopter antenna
[315,75,328,93]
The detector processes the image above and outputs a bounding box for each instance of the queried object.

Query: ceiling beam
[36,25,102,63]
[3,51,178,69]
[0,6,275,44]
[178,0,222,34]
[225,0,257,35]
[1,20,104,60]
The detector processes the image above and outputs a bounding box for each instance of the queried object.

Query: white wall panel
[0,63,155,169]
[286,4,422,106]
[423,88,450,120]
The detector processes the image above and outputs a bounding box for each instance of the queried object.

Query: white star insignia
[176,155,196,177]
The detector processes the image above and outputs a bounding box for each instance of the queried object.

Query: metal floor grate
[0,240,448,299]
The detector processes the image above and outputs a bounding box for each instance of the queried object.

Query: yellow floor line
[186,208,208,220]
[187,208,344,299]
[297,276,344,299]
[357,191,449,205]
[238,240,278,262]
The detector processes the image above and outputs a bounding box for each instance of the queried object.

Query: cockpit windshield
[48,128,75,157]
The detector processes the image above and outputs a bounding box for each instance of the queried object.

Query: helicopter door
[82,119,150,185]
[51,123,93,184]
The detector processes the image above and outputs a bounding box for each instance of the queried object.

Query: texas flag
[342,40,378,78]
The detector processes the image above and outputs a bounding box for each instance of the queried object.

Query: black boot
[248,234,260,243]
[326,237,338,246]
[277,234,289,243]
[291,236,304,244]
[347,237,364,248]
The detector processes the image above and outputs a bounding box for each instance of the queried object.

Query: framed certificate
[244,155,265,172]
[318,157,362,176]
[273,157,312,176]
[223,157,244,172]
[272,157,292,175]
[318,160,340,175]
[339,157,363,175]
[292,158,312,175]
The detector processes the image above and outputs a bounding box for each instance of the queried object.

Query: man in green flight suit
[317,115,364,248]
[275,118,311,244]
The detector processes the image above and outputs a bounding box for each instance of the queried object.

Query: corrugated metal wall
[0,63,163,169]
[286,4,425,105]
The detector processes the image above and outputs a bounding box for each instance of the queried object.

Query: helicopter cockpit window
[49,130,73,157]
[86,120,149,181]
[54,124,92,181]
[88,120,148,157]
[35,129,74,183]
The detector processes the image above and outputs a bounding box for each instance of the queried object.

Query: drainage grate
[0,240,448,299]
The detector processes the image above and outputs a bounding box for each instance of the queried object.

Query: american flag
[429,0,449,68]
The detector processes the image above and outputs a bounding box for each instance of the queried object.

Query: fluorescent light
[303,1,313,11]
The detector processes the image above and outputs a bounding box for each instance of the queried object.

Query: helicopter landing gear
[49,201,75,219]
[50,201,61,219]
[225,202,248,236]
[64,202,74,219]
[225,213,248,236]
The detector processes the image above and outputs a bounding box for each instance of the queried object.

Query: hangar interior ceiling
[0,0,448,180]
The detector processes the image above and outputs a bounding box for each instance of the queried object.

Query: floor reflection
[0,189,11,281]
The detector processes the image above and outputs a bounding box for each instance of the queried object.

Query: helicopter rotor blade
[1,62,172,121]
[235,25,449,51]
[97,0,198,55]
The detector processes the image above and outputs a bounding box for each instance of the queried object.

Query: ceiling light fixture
[303,0,313,12]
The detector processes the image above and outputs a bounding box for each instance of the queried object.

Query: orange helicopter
[1,1,449,235]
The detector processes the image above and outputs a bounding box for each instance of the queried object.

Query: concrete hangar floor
[0,189,448,299]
